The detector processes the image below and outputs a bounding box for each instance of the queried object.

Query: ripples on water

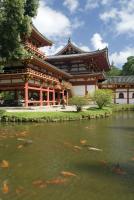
[0,111,134,200]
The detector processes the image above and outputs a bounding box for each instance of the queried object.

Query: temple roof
[103,76,134,84]
[30,25,53,47]
[55,39,87,55]
[29,56,71,78]
[47,48,111,71]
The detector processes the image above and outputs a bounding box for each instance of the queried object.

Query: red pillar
[57,92,60,105]
[24,82,28,107]
[47,87,50,106]
[53,89,55,105]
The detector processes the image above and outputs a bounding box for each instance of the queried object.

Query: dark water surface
[0,112,134,200]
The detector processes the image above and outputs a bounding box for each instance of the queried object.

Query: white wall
[72,86,85,96]
[87,85,96,96]
[114,89,134,104]
[72,85,96,96]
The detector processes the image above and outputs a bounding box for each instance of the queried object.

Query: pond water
[0,112,134,200]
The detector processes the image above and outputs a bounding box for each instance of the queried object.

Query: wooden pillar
[85,85,87,96]
[57,91,60,105]
[95,80,98,91]
[40,87,43,107]
[53,89,55,105]
[113,89,116,104]
[24,82,28,107]
[47,87,50,106]
[66,90,69,105]
[127,88,129,104]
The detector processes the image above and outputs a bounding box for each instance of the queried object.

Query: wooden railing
[0,68,72,89]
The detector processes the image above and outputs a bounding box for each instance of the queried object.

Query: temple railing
[25,42,46,59]
[0,68,72,89]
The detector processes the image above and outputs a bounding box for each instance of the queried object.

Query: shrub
[0,109,6,116]
[68,96,89,112]
[93,89,113,109]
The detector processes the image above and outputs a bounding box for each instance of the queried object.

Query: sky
[33,0,134,68]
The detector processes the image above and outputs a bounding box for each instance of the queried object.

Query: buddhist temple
[47,39,110,96]
[0,25,72,107]
[0,25,112,107]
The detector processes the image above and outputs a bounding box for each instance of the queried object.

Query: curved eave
[48,48,111,71]
[55,42,87,55]
[31,25,53,47]
[28,56,71,78]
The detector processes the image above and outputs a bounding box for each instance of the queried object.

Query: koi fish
[0,160,9,168]
[74,146,82,150]
[60,171,77,177]
[32,180,47,188]
[46,178,67,185]
[2,181,9,194]
[80,140,87,145]
[88,147,103,152]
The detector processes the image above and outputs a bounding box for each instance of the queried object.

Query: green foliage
[94,89,113,109]
[69,96,89,112]
[0,0,39,63]
[24,0,39,17]
[0,110,6,117]
[107,64,122,76]
[122,56,134,75]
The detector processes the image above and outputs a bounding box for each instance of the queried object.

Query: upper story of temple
[47,39,111,83]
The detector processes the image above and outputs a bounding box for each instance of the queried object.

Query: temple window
[119,92,124,99]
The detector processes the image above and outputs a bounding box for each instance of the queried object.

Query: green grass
[0,104,133,123]
[1,107,112,122]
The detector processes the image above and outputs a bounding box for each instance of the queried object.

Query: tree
[69,96,89,112]
[107,62,122,76]
[93,89,113,109]
[122,56,134,75]
[0,0,39,63]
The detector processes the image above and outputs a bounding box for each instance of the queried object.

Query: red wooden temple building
[0,26,110,107]
[47,39,110,97]
[0,26,72,107]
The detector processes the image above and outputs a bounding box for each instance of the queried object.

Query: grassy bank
[0,107,112,123]
[0,104,133,123]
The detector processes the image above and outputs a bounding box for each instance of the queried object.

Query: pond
[0,112,134,200]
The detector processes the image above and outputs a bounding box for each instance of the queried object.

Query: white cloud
[85,0,99,10]
[85,0,113,10]
[63,0,79,13]
[40,45,65,56]
[100,8,118,22]
[33,1,71,38]
[100,0,134,35]
[110,47,134,66]
[80,45,90,52]
[72,18,85,29]
[91,33,108,50]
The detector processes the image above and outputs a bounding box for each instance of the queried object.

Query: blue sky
[33,0,134,68]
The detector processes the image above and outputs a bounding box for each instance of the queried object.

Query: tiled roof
[103,76,134,84]
[48,48,108,60]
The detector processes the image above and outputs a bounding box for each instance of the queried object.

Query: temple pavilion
[0,26,72,107]
[0,26,111,107]
[47,39,110,97]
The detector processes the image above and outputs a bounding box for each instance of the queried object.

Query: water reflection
[0,112,134,200]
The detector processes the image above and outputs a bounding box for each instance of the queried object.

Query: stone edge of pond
[0,111,112,123]
[0,105,134,123]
